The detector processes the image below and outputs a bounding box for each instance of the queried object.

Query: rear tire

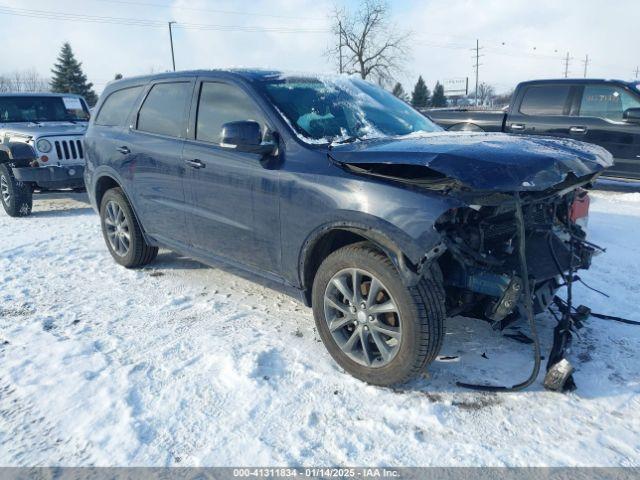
[99,187,158,268]
[0,164,33,217]
[312,242,445,387]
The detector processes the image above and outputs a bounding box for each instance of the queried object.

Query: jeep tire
[0,164,33,217]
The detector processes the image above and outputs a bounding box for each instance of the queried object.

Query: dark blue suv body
[84,70,612,388]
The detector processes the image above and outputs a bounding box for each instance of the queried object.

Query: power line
[2,4,634,82]
[0,5,329,33]
[412,36,631,81]
[416,32,632,75]
[485,47,562,61]
[417,35,631,74]
[416,33,575,62]
[93,0,325,22]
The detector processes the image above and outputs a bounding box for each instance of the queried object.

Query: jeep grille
[54,139,84,160]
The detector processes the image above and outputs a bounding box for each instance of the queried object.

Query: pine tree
[114,73,123,80]
[391,82,407,101]
[50,43,98,106]
[431,82,447,108]
[411,76,430,109]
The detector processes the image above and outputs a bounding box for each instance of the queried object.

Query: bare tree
[493,89,514,109]
[0,69,50,92]
[21,68,50,92]
[10,71,24,92]
[477,82,495,106]
[327,0,411,83]
[0,76,12,93]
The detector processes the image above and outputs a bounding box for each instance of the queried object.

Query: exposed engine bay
[337,156,599,328]
[433,183,600,391]
[434,187,595,327]
[332,145,609,391]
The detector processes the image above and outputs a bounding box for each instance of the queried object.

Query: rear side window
[196,82,268,144]
[95,86,143,126]
[579,85,640,121]
[137,82,191,137]
[519,85,571,116]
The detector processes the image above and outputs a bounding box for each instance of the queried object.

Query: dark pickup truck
[427,79,640,179]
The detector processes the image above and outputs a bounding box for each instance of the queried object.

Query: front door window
[579,85,640,121]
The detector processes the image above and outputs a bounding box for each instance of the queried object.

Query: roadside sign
[443,78,468,96]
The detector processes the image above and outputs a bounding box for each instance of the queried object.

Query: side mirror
[623,107,640,124]
[220,121,276,156]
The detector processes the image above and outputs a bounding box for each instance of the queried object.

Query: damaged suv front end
[328,132,612,390]
[254,72,613,389]
[329,133,611,318]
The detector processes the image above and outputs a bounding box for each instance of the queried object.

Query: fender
[298,212,448,291]
[0,142,37,168]
[87,165,131,208]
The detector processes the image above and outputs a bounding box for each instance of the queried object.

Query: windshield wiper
[329,135,364,147]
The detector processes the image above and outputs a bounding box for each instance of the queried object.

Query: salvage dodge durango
[84,70,612,389]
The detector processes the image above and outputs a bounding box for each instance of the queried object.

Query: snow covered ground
[0,187,639,467]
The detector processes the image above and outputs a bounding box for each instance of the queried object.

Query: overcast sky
[0,0,637,95]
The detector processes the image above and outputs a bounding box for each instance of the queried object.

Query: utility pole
[562,52,571,78]
[338,21,343,74]
[168,21,176,72]
[635,66,640,80]
[471,39,484,107]
[582,54,589,78]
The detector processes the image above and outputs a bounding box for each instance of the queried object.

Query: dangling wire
[575,277,609,298]
[457,192,541,392]
[545,198,578,374]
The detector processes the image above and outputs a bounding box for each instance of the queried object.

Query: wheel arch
[298,222,424,306]
[92,169,138,212]
[0,150,10,165]
[93,173,155,246]
[0,142,37,168]
[94,174,122,208]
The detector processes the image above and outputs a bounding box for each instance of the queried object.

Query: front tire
[0,164,33,217]
[312,243,445,387]
[99,187,158,268]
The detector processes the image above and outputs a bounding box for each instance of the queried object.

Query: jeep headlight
[36,139,52,153]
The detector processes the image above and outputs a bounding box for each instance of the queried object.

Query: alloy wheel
[104,200,131,256]
[324,268,402,367]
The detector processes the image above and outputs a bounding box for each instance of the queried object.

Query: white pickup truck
[0,92,90,216]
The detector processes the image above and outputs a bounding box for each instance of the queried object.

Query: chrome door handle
[185,159,205,169]
[116,146,130,154]
[510,123,525,131]
[569,126,587,134]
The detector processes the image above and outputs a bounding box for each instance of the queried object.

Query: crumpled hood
[328,132,613,191]
[0,122,87,137]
